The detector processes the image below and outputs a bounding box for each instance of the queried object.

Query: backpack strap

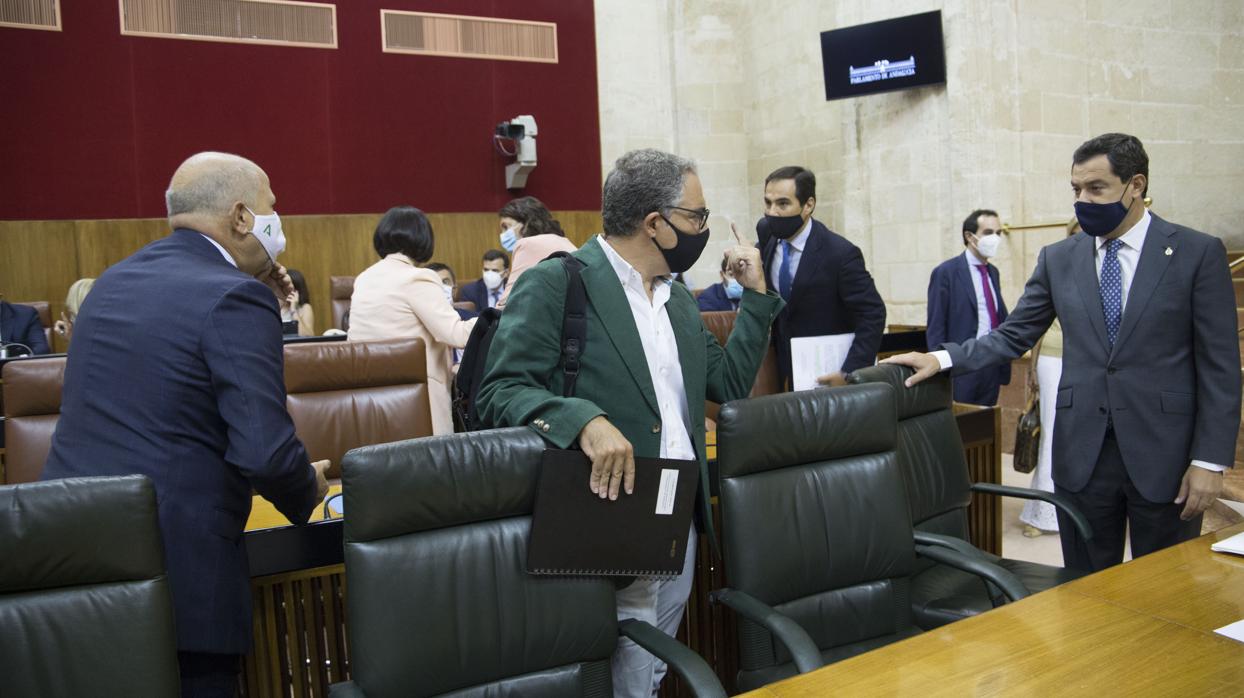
[548,252,588,398]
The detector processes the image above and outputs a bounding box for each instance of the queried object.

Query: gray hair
[165,152,264,217]
[601,149,697,237]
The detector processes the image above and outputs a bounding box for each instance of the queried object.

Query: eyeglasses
[663,206,711,232]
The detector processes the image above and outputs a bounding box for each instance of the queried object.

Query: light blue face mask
[724,278,744,300]
[499,226,519,252]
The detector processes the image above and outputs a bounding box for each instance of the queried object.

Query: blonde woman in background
[53,277,95,346]
[1020,218,1081,537]
[348,206,476,434]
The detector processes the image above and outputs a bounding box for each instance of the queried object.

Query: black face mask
[763,213,805,240]
[655,216,710,274]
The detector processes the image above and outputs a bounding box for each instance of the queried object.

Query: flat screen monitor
[820,10,946,101]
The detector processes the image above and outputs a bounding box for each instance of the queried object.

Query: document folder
[527,448,699,579]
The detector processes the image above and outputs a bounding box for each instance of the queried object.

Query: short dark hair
[424,262,455,285]
[961,209,1000,245]
[482,248,510,268]
[765,166,816,205]
[1073,133,1149,196]
[499,196,565,238]
[287,268,311,305]
[374,206,434,263]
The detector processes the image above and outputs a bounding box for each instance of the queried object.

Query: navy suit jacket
[459,278,500,314]
[0,301,51,355]
[760,218,886,380]
[696,282,738,312]
[945,215,1240,501]
[926,253,1011,394]
[41,229,317,654]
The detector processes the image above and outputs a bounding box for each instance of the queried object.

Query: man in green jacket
[478,149,783,697]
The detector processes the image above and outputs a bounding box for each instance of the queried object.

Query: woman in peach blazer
[348,206,476,435]
[495,196,577,308]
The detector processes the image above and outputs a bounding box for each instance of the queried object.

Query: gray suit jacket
[943,214,1240,502]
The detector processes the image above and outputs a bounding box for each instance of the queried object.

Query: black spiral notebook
[527,448,699,579]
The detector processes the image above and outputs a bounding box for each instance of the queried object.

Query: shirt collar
[784,218,813,252]
[963,249,988,267]
[199,234,238,268]
[597,236,671,297]
[1095,210,1151,253]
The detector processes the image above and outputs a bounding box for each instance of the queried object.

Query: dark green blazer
[477,236,784,550]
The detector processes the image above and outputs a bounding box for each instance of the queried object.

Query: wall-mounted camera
[493,115,538,189]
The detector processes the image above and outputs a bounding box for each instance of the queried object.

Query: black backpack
[453,252,587,431]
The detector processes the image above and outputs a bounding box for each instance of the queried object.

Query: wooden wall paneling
[0,211,604,339]
[0,220,79,353]
[281,214,380,336]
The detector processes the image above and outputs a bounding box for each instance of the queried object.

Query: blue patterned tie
[1100,239,1123,346]
[778,240,793,301]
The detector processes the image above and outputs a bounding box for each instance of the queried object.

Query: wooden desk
[245,484,342,531]
[740,523,1244,697]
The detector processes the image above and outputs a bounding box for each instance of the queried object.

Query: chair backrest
[0,475,180,696]
[330,275,355,330]
[848,365,972,542]
[701,311,782,422]
[1,355,66,484]
[284,338,432,480]
[341,428,617,697]
[717,384,916,673]
[454,278,479,301]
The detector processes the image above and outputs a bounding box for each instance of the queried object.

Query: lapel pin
[1164,247,1173,256]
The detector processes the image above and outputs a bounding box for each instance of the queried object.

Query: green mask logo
[262,224,272,236]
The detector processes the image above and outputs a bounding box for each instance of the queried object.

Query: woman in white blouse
[348,206,476,434]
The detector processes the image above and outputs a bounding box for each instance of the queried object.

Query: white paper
[790,333,856,391]
[1217,498,1244,517]
[1210,530,1244,555]
[1214,619,1244,643]
[655,469,678,516]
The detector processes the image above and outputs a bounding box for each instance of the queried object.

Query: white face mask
[974,233,1001,259]
[245,206,286,263]
[441,283,455,304]
[482,270,504,291]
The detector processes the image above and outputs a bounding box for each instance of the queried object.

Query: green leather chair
[712,383,1028,692]
[0,475,180,697]
[330,427,725,698]
[848,365,1091,629]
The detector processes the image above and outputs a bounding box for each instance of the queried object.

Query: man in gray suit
[887,133,1240,572]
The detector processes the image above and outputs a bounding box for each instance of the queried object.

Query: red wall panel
[0,0,601,220]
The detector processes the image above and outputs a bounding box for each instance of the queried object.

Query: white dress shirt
[598,237,695,461]
[965,250,1000,339]
[932,211,1222,472]
[767,217,813,290]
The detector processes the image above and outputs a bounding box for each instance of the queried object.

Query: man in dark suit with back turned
[41,152,330,697]
[887,134,1240,572]
[925,209,1011,405]
[759,166,886,388]
[0,299,51,355]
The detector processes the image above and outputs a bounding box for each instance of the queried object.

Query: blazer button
[1107,366,1117,375]
[652,424,662,433]
[1098,407,1107,414]
[542,424,550,433]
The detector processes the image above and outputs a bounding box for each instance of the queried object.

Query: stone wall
[595,0,1244,320]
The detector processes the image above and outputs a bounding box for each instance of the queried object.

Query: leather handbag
[1013,396,1040,474]
[1013,343,1042,474]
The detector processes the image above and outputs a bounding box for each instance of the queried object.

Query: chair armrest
[708,588,824,675]
[970,482,1093,541]
[915,543,1030,603]
[328,681,366,697]
[913,531,988,559]
[617,619,726,698]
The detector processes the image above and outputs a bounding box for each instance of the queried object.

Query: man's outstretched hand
[880,352,943,387]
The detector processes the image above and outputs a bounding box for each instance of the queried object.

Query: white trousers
[611,526,698,698]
